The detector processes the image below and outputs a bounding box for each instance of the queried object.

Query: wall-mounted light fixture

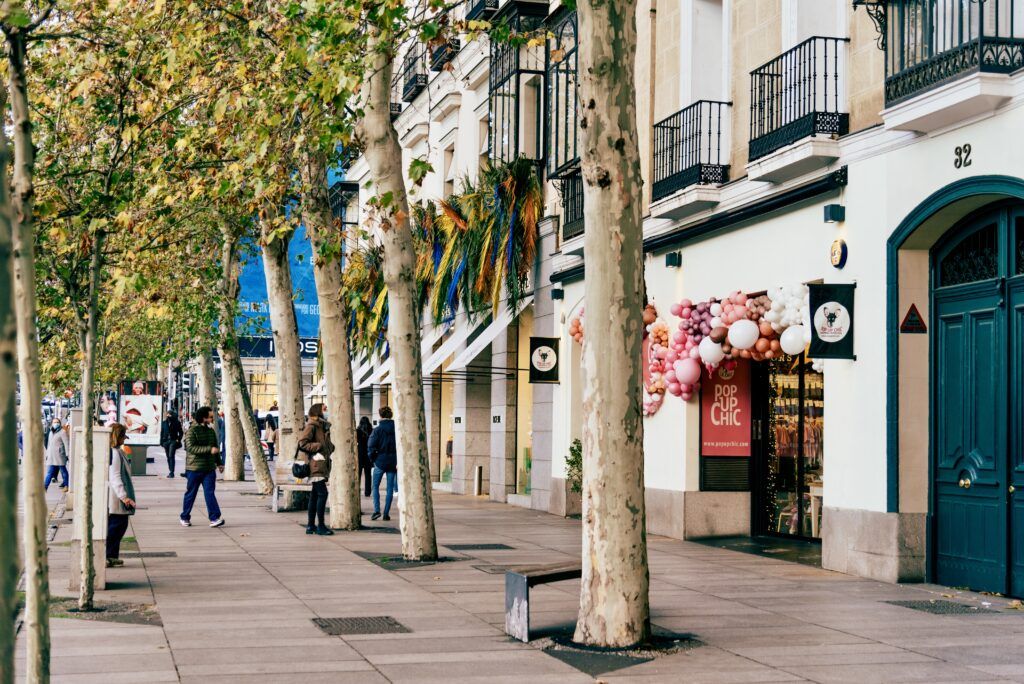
[665,252,682,268]
[551,288,564,300]
[824,204,846,224]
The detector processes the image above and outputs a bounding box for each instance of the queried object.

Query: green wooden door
[1008,278,1024,597]
[932,213,1011,594]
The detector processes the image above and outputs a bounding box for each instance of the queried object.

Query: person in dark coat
[180,406,225,528]
[160,410,184,479]
[367,406,398,520]
[357,416,373,497]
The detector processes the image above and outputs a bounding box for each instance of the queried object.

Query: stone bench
[504,561,582,642]
[271,482,312,513]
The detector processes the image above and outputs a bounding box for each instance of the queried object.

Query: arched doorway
[931,201,1024,596]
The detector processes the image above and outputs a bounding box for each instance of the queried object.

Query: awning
[446,295,534,372]
[422,317,488,375]
[358,324,451,389]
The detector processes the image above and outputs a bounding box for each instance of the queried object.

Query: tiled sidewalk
[18,456,1024,683]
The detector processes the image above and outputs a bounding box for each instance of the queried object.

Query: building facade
[347,0,1024,597]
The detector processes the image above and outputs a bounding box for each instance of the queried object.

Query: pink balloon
[673,331,685,344]
[681,307,692,319]
[677,358,702,385]
[689,347,701,360]
[681,392,692,401]
[668,382,682,396]
[665,349,678,363]
[670,303,683,317]
[736,293,748,305]
[664,370,677,384]
[733,306,748,320]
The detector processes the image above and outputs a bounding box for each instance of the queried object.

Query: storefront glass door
[756,356,824,539]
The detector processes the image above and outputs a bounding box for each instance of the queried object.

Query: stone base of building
[646,489,751,540]
[549,477,581,517]
[821,507,927,583]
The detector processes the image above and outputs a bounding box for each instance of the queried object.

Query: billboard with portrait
[118,380,164,445]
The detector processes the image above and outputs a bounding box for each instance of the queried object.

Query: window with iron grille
[885,0,1024,105]
[402,46,427,102]
[329,181,359,232]
[560,170,584,242]
[546,9,578,179]
[488,1,549,164]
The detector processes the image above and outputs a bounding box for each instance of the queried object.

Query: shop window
[939,223,998,287]
[488,1,548,164]
[443,146,456,197]
[758,357,824,539]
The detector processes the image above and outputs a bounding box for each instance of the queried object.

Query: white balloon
[710,316,722,329]
[699,336,726,365]
[709,303,723,317]
[727,319,759,350]
[780,325,807,355]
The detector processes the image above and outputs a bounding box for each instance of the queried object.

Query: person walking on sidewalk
[160,410,184,479]
[357,416,373,497]
[368,406,398,521]
[263,414,277,461]
[44,417,70,491]
[107,424,136,567]
[297,403,334,535]
[180,406,225,528]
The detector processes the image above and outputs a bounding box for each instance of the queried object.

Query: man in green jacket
[180,406,225,528]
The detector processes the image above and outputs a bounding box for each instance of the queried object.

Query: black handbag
[291,446,310,479]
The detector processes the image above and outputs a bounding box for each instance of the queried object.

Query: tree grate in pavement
[121,552,177,558]
[472,564,508,574]
[312,616,410,635]
[445,543,514,551]
[353,550,465,570]
[884,599,1001,615]
[361,526,400,534]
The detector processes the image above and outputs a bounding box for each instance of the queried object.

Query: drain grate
[885,600,1001,615]
[445,543,514,551]
[313,616,410,635]
[121,552,177,558]
[362,526,401,534]
[472,564,508,574]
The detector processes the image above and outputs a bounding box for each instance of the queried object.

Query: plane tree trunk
[573,0,651,648]
[358,30,437,560]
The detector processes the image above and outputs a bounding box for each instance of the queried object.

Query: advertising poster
[118,380,163,445]
[700,361,752,457]
[529,337,560,384]
[808,282,856,359]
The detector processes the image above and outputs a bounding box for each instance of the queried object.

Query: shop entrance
[931,202,1024,597]
[751,356,824,540]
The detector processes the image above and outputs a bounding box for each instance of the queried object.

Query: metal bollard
[473,465,483,496]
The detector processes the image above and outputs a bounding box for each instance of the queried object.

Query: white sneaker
[180,519,191,527]
[209,518,225,528]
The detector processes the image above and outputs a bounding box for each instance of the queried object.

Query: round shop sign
[531,345,557,372]
[813,301,851,343]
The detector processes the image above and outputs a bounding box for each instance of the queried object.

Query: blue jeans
[372,467,397,516]
[181,469,222,522]
[44,465,69,489]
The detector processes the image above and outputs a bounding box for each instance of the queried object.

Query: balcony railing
[561,170,584,241]
[466,0,499,21]
[430,39,460,72]
[749,36,849,162]
[885,0,1024,105]
[652,100,730,202]
[401,48,427,102]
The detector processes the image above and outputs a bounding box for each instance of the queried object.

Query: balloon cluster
[642,317,671,417]
[569,310,584,345]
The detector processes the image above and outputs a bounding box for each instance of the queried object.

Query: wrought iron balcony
[885,0,1024,105]
[652,101,730,202]
[430,39,460,72]
[466,0,498,21]
[329,181,360,231]
[401,48,427,102]
[749,36,849,162]
[560,170,584,242]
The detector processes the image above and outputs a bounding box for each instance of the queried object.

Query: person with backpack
[367,406,398,521]
[297,403,334,535]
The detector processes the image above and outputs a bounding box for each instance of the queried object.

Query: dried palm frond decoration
[343,157,541,354]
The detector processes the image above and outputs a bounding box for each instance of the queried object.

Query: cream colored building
[348,0,1024,596]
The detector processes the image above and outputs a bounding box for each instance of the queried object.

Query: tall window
[488,1,548,163]
[545,9,578,179]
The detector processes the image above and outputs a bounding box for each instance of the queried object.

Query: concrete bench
[504,561,582,642]
[271,483,312,513]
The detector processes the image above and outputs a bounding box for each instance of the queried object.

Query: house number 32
[954,144,973,169]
